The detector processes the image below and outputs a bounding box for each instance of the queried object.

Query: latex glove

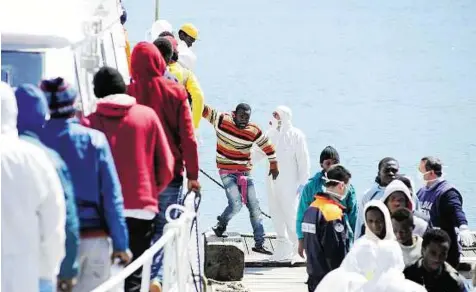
[459,225,474,246]
[297,184,304,196]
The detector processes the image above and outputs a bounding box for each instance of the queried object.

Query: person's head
[130,42,167,80]
[365,206,386,240]
[164,36,179,63]
[270,105,292,130]
[178,23,198,47]
[320,146,340,171]
[421,228,451,272]
[40,77,78,118]
[375,157,399,187]
[382,180,412,213]
[93,67,126,98]
[323,164,352,201]
[15,84,49,134]
[419,156,443,186]
[153,37,173,64]
[391,207,415,246]
[395,174,414,194]
[233,103,251,129]
[158,31,174,38]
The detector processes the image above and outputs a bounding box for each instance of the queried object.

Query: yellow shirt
[167,62,204,129]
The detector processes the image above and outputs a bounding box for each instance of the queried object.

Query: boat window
[1,51,44,87]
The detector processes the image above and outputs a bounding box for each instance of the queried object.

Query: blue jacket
[41,117,128,251]
[302,193,350,283]
[296,171,357,240]
[15,84,79,278]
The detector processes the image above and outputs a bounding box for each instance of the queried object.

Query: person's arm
[97,135,128,252]
[253,130,278,173]
[185,71,205,129]
[202,104,221,128]
[441,189,468,227]
[178,98,199,181]
[345,184,358,232]
[57,162,80,280]
[296,182,316,239]
[295,132,311,186]
[152,114,175,194]
[38,160,66,281]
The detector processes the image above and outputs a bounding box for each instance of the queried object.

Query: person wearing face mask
[293,146,357,259]
[354,157,400,239]
[202,103,279,255]
[416,156,473,269]
[301,164,352,291]
[252,106,310,262]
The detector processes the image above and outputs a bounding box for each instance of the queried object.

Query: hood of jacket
[95,94,136,118]
[272,105,292,132]
[1,81,19,137]
[131,42,166,80]
[15,84,49,135]
[381,180,414,211]
[363,200,395,241]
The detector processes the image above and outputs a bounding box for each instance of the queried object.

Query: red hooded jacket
[86,94,174,212]
[127,42,199,181]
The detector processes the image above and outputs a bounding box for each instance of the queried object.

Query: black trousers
[124,217,155,292]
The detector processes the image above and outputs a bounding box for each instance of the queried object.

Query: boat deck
[243,266,307,292]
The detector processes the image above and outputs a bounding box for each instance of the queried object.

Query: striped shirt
[202,105,278,171]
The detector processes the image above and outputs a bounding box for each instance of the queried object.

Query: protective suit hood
[1,81,19,137]
[381,180,414,211]
[276,105,292,129]
[363,200,395,241]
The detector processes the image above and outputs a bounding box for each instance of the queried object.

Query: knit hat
[93,67,126,98]
[320,146,340,164]
[40,77,77,117]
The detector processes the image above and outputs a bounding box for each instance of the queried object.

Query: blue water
[124,0,476,234]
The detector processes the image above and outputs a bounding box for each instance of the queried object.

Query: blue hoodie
[15,84,80,278]
[40,91,128,252]
[296,171,357,241]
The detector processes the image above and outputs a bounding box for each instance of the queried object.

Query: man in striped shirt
[203,103,279,255]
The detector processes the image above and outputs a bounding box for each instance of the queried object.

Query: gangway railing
[92,202,197,292]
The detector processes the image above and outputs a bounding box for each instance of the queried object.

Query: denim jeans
[150,178,184,282]
[218,173,265,246]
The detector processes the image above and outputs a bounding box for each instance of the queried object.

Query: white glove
[459,225,474,246]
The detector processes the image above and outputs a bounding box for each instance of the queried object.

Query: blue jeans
[39,279,54,292]
[218,173,265,246]
[150,179,184,282]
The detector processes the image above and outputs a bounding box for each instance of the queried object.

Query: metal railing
[92,202,197,292]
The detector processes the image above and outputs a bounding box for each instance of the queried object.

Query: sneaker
[252,245,273,255]
[150,280,162,292]
[212,223,227,237]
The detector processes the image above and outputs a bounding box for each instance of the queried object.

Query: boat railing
[91,203,197,292]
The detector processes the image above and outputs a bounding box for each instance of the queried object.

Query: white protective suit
[315,239,427,292]
[253,105,310,261]
[1,82,66,291]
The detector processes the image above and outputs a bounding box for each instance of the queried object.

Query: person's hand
[459,225,474,246]
[269,168,279,180]
[298,239,305,258]
[188,180,201,192]
[57,278,76,292]
[111,250,132,265]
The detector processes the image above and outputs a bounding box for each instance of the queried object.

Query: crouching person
[302,165,352,291]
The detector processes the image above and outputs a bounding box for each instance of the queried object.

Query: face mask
[324,178,348,201]
[269,117,280,130]
[418,171,439,184]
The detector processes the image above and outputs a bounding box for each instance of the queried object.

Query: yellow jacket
[168,62,204,129]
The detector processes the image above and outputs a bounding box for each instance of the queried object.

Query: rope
[184,190,206,292]
[199,168,272,219]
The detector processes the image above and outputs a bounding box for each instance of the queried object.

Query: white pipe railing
[92,203,197,292]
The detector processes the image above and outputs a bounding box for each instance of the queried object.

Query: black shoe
[252,245,273,255]
[212,223,227,237]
